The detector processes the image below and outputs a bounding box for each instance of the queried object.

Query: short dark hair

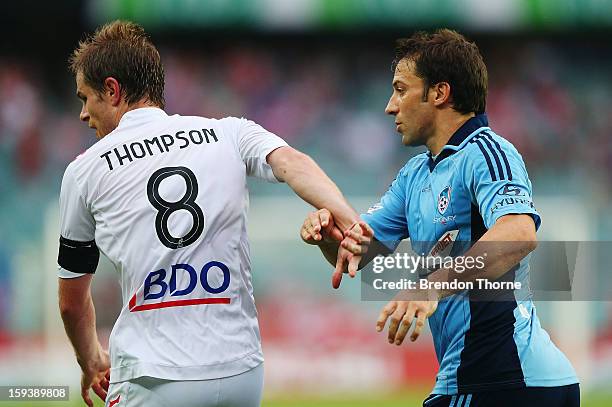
[392,29,487,115]
[70,20,165,108]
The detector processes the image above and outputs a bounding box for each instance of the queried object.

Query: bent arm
[268,146,359,231]
[429,214,537,298]
[58,275,103,369]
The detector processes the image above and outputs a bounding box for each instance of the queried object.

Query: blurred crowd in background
[2,33,612,315]
[1,35,612,256]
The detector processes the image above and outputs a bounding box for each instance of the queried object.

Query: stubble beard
[401,129,427,147]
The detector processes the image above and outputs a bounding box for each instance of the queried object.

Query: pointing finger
[332,254,346,289]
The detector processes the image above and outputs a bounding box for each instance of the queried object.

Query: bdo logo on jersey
[437,186,452,215]
[129,261,231,312]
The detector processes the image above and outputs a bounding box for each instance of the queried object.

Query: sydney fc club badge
[437,186,452,215]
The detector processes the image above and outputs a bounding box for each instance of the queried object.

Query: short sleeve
[236,119,288,183]
[469,136,541,230]
[57,164,98,278]
[360,172,409,251]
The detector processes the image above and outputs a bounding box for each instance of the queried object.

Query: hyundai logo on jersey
[437,186,452,215]
[497,184,526,196]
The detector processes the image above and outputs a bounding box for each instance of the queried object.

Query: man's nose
[385,96,398,115]
[385,95,398,116]
[79,105,89,122]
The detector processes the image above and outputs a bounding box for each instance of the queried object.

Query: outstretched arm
[267,147,366,285]
[267,146,359,231]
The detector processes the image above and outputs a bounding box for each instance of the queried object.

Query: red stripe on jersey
[129,294,136,310]
[130,297,231,312]
[109,395,121,407]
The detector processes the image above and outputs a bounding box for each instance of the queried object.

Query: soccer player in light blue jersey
[301,29,579,407]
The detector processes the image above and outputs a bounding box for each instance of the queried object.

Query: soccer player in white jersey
[58,21,357,407]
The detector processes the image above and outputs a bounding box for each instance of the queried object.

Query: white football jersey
[58,107,287,383]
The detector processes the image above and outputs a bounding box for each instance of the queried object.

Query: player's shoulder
[464,129,523,162]
[174,113,244,127]
[64,139,103,175]
[385,153,429,191]
[61,126,127,184]
[60,158,84,195]
[462,128,529,183]
[399,152,429,177]
[173,114,251,139]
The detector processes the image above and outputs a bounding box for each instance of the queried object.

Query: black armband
[58,236,100,274]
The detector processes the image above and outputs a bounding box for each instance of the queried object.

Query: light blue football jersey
[362,114,578,395]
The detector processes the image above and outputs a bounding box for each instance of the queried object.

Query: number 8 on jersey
[146,166,205,249]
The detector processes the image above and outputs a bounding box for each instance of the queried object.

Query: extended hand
[80,348,111,407]
[341,221,374,256]
[300,209,344,244]
[376,299,438,345]
[332,221,374,288]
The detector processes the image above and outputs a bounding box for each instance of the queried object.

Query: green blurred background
[1,0,612,405]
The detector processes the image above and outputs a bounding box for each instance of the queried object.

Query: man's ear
[104,77,122,107]
[432,82,451,107]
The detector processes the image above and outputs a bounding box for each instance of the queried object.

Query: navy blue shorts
[423,384,580,407]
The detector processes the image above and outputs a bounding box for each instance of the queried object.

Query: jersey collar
[118,107,168,127]
[427,113,490,171]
